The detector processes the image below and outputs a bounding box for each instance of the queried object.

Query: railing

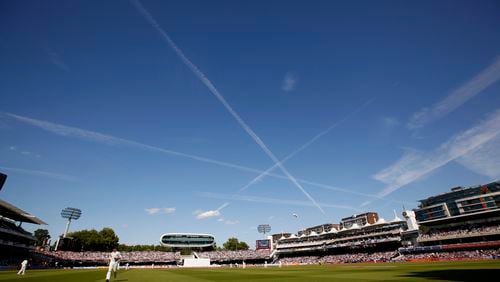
[418,229,500,242]
[0,226,35,240]
[277,229,401,249]
[277,237,401,252]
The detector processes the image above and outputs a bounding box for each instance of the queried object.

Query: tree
[117,244,172,252]
[223,237,238,250]
[237,241,249,250]
[223,237,249,251]
[66,227,120,251]
[34,229,50,246]
[99,228,119,251]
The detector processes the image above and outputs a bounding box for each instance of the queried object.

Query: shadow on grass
[402,269,500,282]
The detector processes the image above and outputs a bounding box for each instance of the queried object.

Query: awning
[0,199,47,225]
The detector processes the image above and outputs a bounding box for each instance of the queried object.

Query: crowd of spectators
[39,250,271,264]
[278,249,500,265]
[32,247,500,266]
[277,236,400,252]
[419,225,500,241]
[120,251,179,263]
[277,225,403,252]
[400,250,499,261]
[41,250,180,263]
[0,258,20,267]
[199,250,270,261]
[278,251,396,265]
[321,251,396,263]
[279,256,318,265]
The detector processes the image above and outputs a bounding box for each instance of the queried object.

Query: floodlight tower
[61,207,82,238]
[257,224,271,239]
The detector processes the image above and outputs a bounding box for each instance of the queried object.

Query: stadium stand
[38,249,272,266]
[278,251,398,265]
[402,181,500,254]
[271,182,500,264]
[398,250,499,261]
[198,250,271,264]
[277,249,500,265]
[274,211,410,257]
[40,250,179,266]
[17,181,500,268]
[272,182,500,265]
[0,199,47,268]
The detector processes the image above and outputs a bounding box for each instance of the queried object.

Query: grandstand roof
[373,218,386,225]
[418,181,500,206]
[0,199,47,225]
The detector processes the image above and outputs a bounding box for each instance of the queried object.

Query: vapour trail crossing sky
[238,98,374,194]
[131,0,325,214]
[0,0,499,245]
[3,112,394,202]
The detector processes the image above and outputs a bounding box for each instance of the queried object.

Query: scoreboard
[256,239,271,250]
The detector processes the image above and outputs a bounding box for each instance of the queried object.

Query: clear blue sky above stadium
[1,0,500,246]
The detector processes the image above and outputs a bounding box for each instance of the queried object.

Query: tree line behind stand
[34,229,250,252]
[222,237,250,251]
[63,228,120,251]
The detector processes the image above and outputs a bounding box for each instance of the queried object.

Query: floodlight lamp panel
[61,207,82,220]
[257,224,271,234]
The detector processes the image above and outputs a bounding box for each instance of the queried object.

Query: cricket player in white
[105,249,121,282]
[17,259,28,275]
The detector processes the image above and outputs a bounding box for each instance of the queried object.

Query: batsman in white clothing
[105,249,121,282]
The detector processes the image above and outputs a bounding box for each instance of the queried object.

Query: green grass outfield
[1,261,499,282]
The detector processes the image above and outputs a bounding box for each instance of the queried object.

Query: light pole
[257,224,271,239]
[55,207,82,251]
[61,207,82,237]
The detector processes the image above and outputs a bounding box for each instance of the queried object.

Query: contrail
[238,98,374,193]
[0,166,76,182]
[131,0,325,213]
[408,57,500,130]
[365,109,500,208]
[197,192,359,212]
[4,112,271,175]
[4,112,408,204]
[217,202,229,211]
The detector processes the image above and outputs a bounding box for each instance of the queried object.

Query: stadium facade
[271,181,500,262]
[400,181,500,254]
[5,180,498,267]
[0,173,48,268]
[414,182,500,223]
[0,198,47,265]
[272,211,410,258]
[160,233,215,249]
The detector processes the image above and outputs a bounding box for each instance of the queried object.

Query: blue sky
[1,0,500,246]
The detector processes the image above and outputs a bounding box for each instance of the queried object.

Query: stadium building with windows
[400,181,500,254]
[273,211,414,259]
[160,233,215,250]
[0,173,47,267]
[0,199,47,266]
